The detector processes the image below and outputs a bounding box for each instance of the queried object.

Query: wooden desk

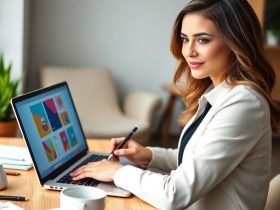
[0,138,156,210]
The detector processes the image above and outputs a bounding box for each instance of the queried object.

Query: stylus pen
[107,127,138,160]
[0,195,28,201]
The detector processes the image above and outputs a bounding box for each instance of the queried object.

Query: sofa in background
[39,66,162,145]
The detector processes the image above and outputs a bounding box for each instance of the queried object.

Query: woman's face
[181,13,232,86]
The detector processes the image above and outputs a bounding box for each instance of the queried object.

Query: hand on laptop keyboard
[70,159,123,182]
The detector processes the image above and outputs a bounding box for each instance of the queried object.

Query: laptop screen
[12,82,88,179]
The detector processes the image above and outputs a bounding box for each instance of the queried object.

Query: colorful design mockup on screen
[13,84,89,179]
[66,127,78,147]
[59,130,71,151]
[60,111,70,126]
[30,103,52,137]
[55,95,65,110]
[42,138,58,162]
[43,98,62,131]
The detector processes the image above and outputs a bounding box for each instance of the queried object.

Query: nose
[183,42,198,57]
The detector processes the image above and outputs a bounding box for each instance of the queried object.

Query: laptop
[11,82,131,197]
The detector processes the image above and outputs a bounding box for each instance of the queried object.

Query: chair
[264,173,280,210]
[39,66,162,145]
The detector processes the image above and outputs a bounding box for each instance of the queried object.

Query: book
[0,145,33,170]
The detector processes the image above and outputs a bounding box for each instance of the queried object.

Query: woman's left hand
[70,159,123,182]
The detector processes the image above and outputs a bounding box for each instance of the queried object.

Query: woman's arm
[113,87,271,210]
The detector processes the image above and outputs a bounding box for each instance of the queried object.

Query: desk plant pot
[0,55,19,137]
[0,120,17,137]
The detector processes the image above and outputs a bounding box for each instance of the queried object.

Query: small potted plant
[0,54,19,137]
[266,8,280,45]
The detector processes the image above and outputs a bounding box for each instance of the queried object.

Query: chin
[191,73,207,80]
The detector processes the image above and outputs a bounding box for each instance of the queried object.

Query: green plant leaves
[0,55,19,121]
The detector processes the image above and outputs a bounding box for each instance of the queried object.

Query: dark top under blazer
[178,102,212,165]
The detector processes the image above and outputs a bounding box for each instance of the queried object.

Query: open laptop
[11,82,131,197]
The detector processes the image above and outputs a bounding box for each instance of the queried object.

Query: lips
[188,61,204,69]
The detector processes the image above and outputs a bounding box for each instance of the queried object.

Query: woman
[71,0,280,209]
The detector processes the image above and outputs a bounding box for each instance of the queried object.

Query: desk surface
[0,138,156,210]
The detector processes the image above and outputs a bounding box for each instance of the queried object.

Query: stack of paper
[0,145,33,170]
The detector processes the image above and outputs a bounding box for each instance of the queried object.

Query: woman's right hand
[109,137,153,168]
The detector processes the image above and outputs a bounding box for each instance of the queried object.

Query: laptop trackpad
[98,182,131,197]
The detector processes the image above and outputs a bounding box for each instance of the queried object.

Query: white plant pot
[266,30,279,46]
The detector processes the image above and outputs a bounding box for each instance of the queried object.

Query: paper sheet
[0,145,33,170]
[0,201,24,210]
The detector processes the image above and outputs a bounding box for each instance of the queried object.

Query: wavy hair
[170,0,280,132]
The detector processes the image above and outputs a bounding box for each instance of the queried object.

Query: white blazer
[113,82,271,210]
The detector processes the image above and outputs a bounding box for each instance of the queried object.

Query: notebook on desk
[0,145,33,170]
[11,82,131,197]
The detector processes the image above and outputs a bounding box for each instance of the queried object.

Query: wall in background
[27,0,188,134]
[0,0,29,85]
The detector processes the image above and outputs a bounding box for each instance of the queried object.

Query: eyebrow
[180,32,213,37]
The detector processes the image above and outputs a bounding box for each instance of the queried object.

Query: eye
[198,38,210,44]
[181,36,189,44]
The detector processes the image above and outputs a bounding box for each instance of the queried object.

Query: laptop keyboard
[57,154,108,187]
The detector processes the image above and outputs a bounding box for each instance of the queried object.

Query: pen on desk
[0,195,28,201]
[5,171,21,176]
[107,127,138,160]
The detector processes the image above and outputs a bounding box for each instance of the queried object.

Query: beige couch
[39,66,162,145]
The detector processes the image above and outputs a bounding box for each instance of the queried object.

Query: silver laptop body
[11,82,130,197]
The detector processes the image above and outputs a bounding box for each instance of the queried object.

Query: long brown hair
[170,0,280,132]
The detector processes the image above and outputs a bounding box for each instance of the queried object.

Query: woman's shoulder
[209,84,271,130]
[230,85,267,102]
[206,82,268,109]
[223,84,270,112]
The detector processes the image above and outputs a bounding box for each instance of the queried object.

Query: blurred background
[0,0,280,150]
[0,0,190,146]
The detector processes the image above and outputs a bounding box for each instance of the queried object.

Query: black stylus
[107,127,138,160]
[0,195,28,201]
